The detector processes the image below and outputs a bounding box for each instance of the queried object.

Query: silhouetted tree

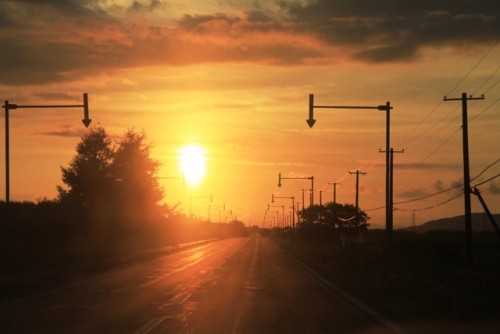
[111,129,163,230]
[57,126,115,228]
[298,202,369,241]
[58,127,166,236]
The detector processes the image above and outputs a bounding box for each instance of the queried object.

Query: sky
[0,0,499,228]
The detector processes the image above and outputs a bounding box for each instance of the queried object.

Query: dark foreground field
[272,230,500,324]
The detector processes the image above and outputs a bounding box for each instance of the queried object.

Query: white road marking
[134,317,166,334]
[283,247,408,334]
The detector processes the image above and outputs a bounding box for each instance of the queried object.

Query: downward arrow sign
[82,93,92,128]
[306,93,316,128]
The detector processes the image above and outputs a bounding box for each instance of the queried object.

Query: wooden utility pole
[444,92,484,267]
[349,170,366,225]
[328,181,341,206]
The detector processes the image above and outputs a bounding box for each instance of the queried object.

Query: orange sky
[1,0,499,228]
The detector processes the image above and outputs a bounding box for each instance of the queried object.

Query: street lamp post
[3,93,91,205]
[219,209,231,224]
[278,173,314,207]
[266,210,279,228]
[268,204,284,228]
[307,93,393,241]
[208,203,225,223]
[190,193,213,219]
[272,194,295,229]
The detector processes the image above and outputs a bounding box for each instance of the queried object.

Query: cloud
[488,181,500,195]
[396,162,461,170]
[285,0,499,62]
[0,0,497,85]
[398,187,427,199]
[38,125,87,138]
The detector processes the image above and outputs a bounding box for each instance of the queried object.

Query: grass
[272,230,500,322]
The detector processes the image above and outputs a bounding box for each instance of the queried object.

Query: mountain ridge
[404,212,500,232]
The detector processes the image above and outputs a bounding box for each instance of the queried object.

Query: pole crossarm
[443,94,484,101]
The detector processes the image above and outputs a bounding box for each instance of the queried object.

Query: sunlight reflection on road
[188,250,204,262]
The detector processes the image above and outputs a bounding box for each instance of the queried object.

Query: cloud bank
[0,0,498,85]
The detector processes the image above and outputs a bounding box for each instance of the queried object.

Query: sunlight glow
[179,144,207,187]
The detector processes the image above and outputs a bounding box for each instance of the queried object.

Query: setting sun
[178,144,207,187]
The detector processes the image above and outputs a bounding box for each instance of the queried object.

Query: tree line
[276,202,370,243]
[0,127,247,273]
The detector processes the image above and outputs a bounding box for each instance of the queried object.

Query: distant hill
[405,212,500,233]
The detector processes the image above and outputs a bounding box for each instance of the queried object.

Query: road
[0,235,399,333]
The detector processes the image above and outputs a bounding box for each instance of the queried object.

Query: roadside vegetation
[272,228,500,322]
[0,126,247,299]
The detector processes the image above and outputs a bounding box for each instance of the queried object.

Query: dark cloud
[398,188,427,199]
[127,0,164,13]
[0,0,497,85]
[33,92,82,101]
[284,0,500,62]
[38,126,86,138]
[489,181,500,194]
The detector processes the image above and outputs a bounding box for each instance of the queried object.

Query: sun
[178,144,207,186]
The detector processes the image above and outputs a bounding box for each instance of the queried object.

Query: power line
[413,126,461,164]
[393,156,499,206]
[365,205,385,212]
[473,172,500,188]
[395,193,463,212]
[394,182,461,205]
[398,40,498,148]
[445,39,499,97]
[471,157,500,182]
[472,64,500,96]
[469,98,499,122]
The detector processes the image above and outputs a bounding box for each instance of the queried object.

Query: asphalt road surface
[0,235,401,333]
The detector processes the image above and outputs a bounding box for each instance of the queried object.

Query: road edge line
[282,247,407,334]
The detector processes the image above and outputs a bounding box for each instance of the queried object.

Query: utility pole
[328,181,341,228]
[379,148,404,241]
[301,189,306,210]
[268,204,285,227]
[328,181,341,205]
[444,92,484,267]
[349,170,366,225]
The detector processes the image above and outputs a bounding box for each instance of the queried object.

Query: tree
[57,126,115,227]
[111,129,164,229]
[298,202,369,241]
